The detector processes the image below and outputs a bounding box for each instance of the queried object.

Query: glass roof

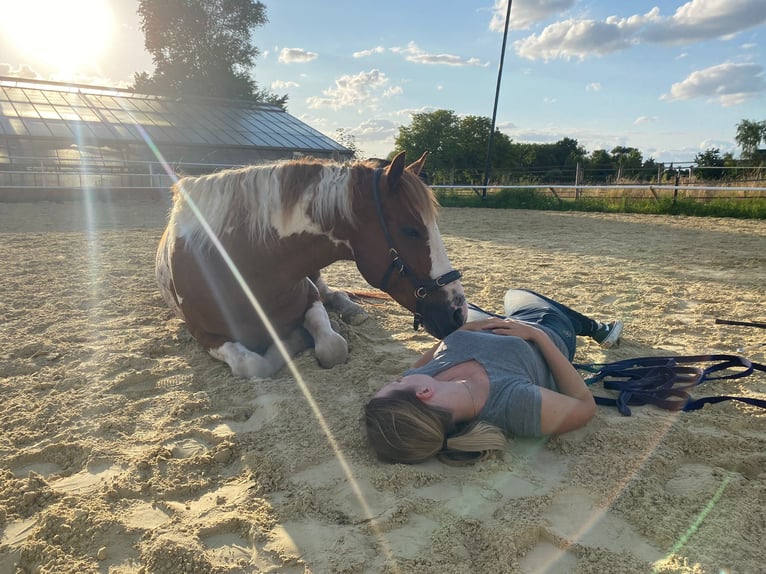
[0,77,348,154]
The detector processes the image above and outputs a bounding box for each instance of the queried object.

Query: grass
[434,188,766,219]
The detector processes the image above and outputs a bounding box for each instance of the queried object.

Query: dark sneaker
[593,320,623,348]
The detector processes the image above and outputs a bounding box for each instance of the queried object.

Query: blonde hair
[364,390,507,466]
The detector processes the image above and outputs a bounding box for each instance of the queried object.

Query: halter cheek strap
[370,168,462,330]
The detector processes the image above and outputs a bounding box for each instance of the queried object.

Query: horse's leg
[312,272,368,326]
[208,327,313,379]
[303,299,349,368]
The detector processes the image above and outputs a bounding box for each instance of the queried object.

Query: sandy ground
[0,195,765,574]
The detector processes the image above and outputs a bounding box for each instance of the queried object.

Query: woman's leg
[504,289,623,349]
[504,289,600,336]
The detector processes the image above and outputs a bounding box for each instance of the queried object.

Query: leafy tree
[586,149,614,182]
[694,148,725,180]
[735,119,766,161]
[393,110,513,183]
[133,0,286,106]
[394,110,461,173]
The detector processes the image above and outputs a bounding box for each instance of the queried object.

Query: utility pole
[481,0,512,197]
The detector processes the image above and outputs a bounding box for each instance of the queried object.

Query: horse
[155,151,467,378]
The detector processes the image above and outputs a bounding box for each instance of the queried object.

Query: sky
[1,0,765,164]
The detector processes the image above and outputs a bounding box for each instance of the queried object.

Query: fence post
[575,162,582,199]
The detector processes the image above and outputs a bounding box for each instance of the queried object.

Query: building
[0,76,353,198]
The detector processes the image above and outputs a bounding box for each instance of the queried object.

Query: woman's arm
[489,320,596,434]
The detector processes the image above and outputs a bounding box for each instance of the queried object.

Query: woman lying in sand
[364,289,623,465]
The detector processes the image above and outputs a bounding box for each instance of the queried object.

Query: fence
[432,183,766,203]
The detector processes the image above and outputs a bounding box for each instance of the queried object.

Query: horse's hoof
[343,308,369,326]
[315,332,348,368]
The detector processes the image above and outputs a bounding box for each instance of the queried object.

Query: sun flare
[2,0,114,74]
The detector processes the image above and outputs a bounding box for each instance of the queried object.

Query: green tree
[394,110,461,173]
[133,0,286,106]
[735,119,766,161]
[586,149,614,182]
[694,148,725,180]
[610,146,643,180]
[394,110,512,183]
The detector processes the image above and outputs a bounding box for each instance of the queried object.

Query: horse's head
[350,152,467,339]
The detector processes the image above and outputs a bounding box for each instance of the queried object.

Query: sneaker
[593,320,623,348]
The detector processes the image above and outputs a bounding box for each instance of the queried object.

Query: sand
[0,195,764,574]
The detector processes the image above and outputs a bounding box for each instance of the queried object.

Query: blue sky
[1,0,765,164]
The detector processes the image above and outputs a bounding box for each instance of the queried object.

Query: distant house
[0,76,352,197]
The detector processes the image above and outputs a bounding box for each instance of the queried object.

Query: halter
[371,168,462,330]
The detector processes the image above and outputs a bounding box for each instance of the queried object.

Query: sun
[2,0,114,74]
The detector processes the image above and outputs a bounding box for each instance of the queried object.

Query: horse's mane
[170,156,438,246]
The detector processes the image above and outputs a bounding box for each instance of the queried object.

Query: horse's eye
[400,227,422,239]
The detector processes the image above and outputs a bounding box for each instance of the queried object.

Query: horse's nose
[453,306,465,326]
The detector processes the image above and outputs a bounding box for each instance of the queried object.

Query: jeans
[467,289,600,361]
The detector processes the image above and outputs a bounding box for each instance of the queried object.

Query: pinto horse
[156,152,466,378]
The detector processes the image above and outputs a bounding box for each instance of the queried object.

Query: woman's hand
[460,318,545,342]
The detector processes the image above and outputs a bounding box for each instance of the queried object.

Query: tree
[694,148,725,180]
[586,149,614,182]
[334,128,362,159]
[133,0,286,106]
[735,119,766,161]
[393,110,513,183]
[394,110,461,172]
[610,146,643,180]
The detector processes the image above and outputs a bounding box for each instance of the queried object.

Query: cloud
[353,46,384,58]
[514,17,640,61]
[660,62,766,106]
[512,0,766,61]
[278,48,318,64]
[641,0,766,45]
[390,42,488,67]
[0,63,38,78]
[306,69,393,110]
[634,116,658,125]
[271,80,299,90]
[586,82,601,92]
[489,0,576,31]
[351,118,399,140]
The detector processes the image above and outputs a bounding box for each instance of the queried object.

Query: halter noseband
[371,168,462,330]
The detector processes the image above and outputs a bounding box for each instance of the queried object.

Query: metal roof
[0,76,348,154]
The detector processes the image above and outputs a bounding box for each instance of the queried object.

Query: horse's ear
[386,151,406,189]
[406,151,428,176]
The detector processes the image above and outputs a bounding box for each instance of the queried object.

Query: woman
[364,288,623,465]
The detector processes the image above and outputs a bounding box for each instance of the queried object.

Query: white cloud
[353,46,384,58]
[383,85,403,97]
[351,118,399,140]
[0,63,38,78]
[634,116,658,125]
[514,17,638,61]
[641,0,766,45]
[512,0,766,61]
[271,80,299,90]
[489,0,576,31]
[390,42,488,67]
[306,69,390,110]
[660,62,766,106]
[586,82,601,92]
[278,48,318,64]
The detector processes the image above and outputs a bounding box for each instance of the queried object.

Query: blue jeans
[467,289,600,361]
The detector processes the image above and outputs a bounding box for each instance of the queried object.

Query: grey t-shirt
[404,327,566,437]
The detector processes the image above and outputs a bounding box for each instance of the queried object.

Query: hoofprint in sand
[0,197,764,573]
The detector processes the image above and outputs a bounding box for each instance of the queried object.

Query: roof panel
[0,78,349,155]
